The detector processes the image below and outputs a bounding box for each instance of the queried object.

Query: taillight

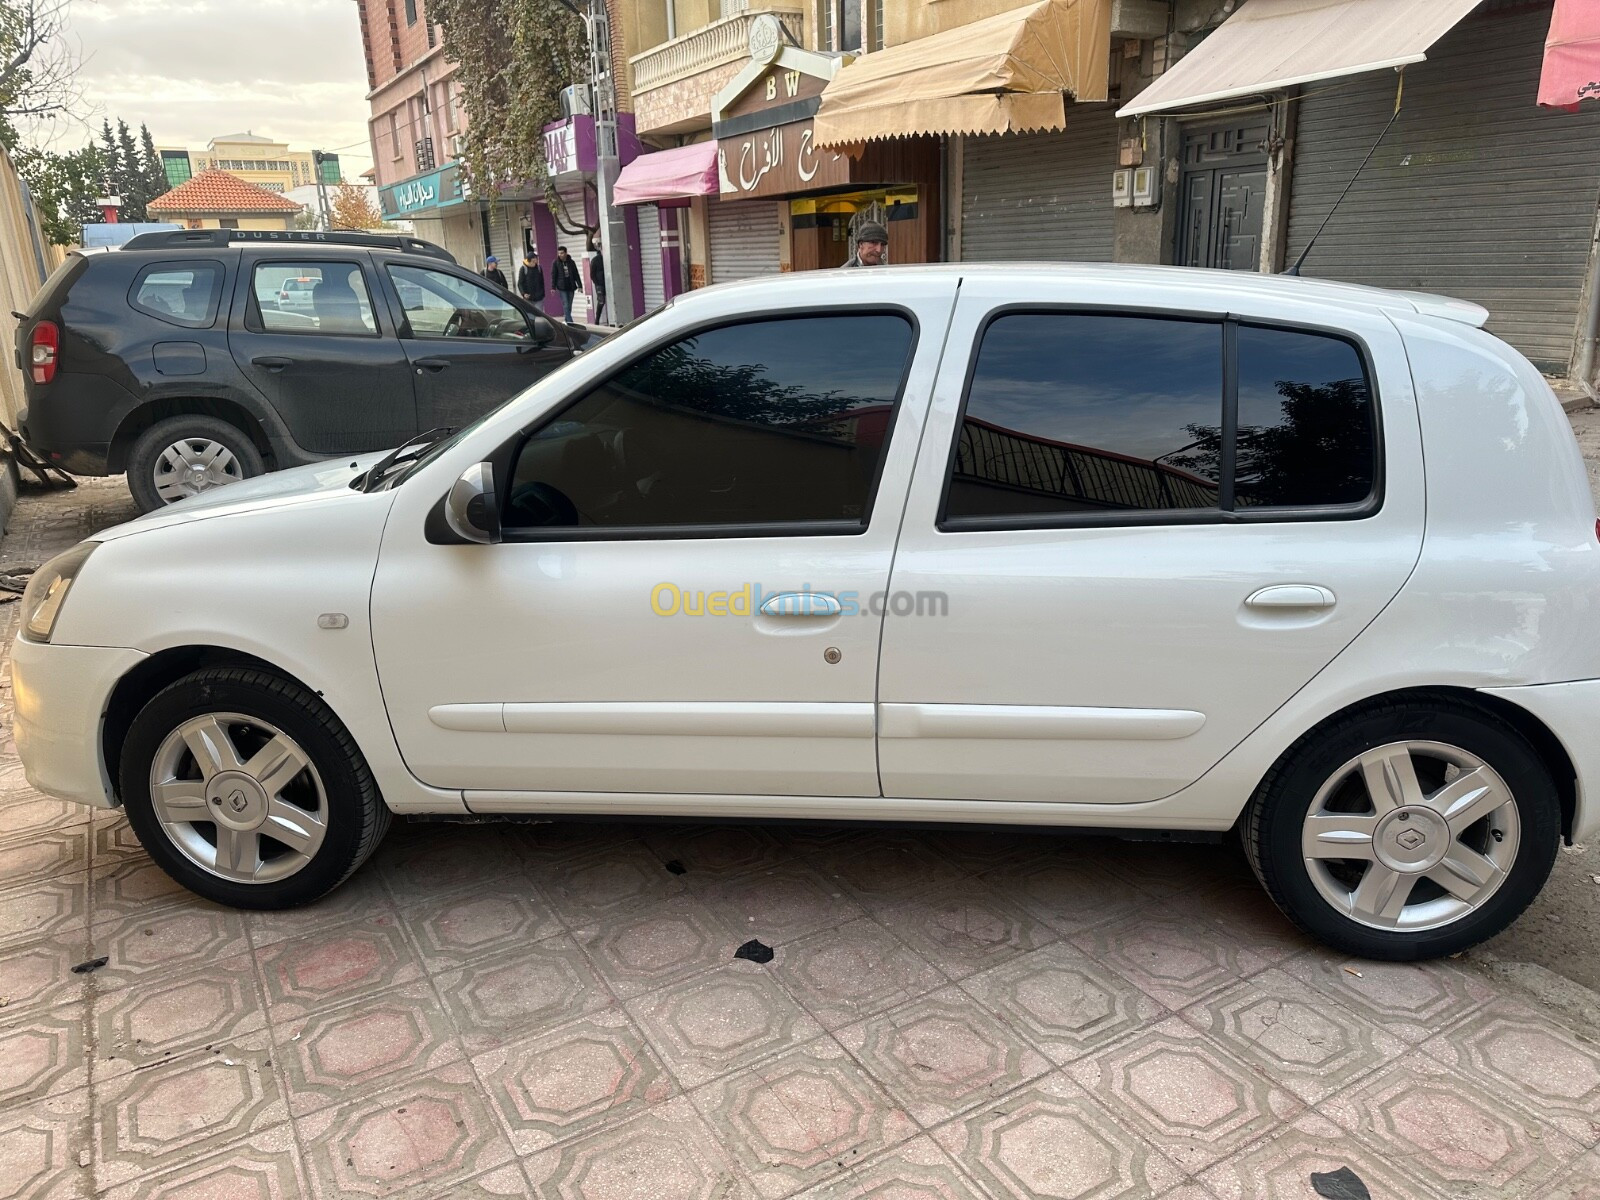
[29,321,59,386]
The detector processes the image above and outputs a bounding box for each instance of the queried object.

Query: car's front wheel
[119,668,390,909]
[1244,698,1561,960]
[127,416,264,512]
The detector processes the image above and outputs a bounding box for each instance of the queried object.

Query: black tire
[1243,697,1561,961]
[127,416,264,513]
[119,667,390,909]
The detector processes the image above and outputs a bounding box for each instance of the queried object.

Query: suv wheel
[128,416,264,512]
[119,667,390,909]
[1243,699,1560,960]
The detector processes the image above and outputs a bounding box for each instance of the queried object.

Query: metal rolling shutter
[961,106,1118,262]
[637,203,665,312]
[1286,4,1600,373]
[485,204,518,274]
[708,198,782,283]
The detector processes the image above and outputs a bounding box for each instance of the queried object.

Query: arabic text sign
[718,118,849,200]
[380,165,462,219]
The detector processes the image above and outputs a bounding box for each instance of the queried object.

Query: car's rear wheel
[128,416,264,512]
[1243,698,1560,960]
[119,667,390,909]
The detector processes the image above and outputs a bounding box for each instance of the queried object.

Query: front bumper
[12,638,146,808]
[1481,679,1600,843]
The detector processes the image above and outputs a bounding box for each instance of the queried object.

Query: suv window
[943,312,1377,525]
[503,314,915,534]
[251,261,377,336]
[130,262,222,328]
[389,265,528,340]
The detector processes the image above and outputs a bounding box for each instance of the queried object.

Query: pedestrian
[517,251,545,309]
[551,246,582,321]
[590,247,607,324]
[482,255,508,289]
[843,221,888,268]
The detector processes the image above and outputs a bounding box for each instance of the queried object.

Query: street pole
[585,0,635,325]
[313,151,333,231]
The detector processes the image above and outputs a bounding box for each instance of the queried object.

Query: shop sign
[380,163,464,219]
[544,116,597,179]
[719,119,849,199]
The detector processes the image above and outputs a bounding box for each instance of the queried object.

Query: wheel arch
[107,397,276,473]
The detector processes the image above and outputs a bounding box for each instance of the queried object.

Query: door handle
[759,592,842,617]
[1245,585,1336,609]
[413,357,451,372]
[251,356,292,372]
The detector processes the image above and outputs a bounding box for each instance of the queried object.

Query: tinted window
[946,314,1223,521]
[389,265,529,341]
[504,314,914,532]
[1235,326,1376,508]
[252,261,376,336]
[130,263,221,328]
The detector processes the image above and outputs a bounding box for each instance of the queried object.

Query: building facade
[157,133,340,194]
[146,170,304,230]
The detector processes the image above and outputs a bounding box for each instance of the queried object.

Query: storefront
[379,162,482,266]
[611,139,713,302]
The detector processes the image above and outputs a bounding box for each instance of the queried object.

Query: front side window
[252,261,377,336]
[503,314,915,534]
[943,312,1377,525]
[130,262,222,328]
[389,265,528,340]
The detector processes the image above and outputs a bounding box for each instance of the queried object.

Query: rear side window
[943,311,1377,526]
[129,262,223,329]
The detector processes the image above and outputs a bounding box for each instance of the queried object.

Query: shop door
[707,198,782,283]
[636,203,665,312]
[1176,119,1270,271]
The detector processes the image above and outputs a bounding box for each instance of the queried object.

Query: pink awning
[612,142,718,205]
[1540,0,1600,110]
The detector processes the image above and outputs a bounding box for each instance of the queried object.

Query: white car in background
[14,264,1600,961]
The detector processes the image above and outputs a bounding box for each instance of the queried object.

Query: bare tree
[0,0,83,142]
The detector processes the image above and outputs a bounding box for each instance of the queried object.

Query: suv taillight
[29,322,59,386]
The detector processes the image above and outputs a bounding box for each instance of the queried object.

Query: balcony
[630,8,805,135]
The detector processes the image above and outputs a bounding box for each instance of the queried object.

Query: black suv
[12,229,581,511]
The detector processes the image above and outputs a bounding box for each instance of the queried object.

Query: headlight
[20,542,97,643]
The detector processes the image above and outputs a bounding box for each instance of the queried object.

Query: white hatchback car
[15,266,1600,961]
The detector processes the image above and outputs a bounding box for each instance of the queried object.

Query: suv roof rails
[117,228,456,263]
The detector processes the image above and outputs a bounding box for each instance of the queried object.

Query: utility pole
[312,150,333,231]
[584,0,635,324]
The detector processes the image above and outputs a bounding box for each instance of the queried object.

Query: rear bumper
[12,637,146,808]
[1481,679,1600,843]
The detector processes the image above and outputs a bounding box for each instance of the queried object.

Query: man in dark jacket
[517,252,545,309]
[843,221,888,268]
[551,246,582,321]
[590,248,607,324]
[482,255,509,289]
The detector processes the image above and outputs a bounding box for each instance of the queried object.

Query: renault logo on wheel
[1396,828,1426,851]
[227,789,248,814]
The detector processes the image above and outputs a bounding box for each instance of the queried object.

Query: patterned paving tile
[243,866,394,951]
[931,1071,1191,1200]
[88,905,251,991]
[1199,1108,1427,1200]
[254,913,421,1021]
[1421,998,1600,1147]
[1279,951,1492,1044]
[95,1122,306,1200]
[1080,838,1239,898]
[433,935,612,1054]
[0,930,87,1016]
[809,833,971,905]
[1545,1148,1600,1200]
[1320,1049,1586,1198]
[95,953,266,1073]
[787,1135,981,1200]
[0,790,88,840]
[516,821,651,865]
[521,1094,749,1200]
[868,880,1054,983]
[992,855,1154,936]
[374,830,536,906]
[0,826,90,890]
[779,918,946,1032]
[1187,877,1316,963]
[88,813,147,868]
[916,830,1058,875]
[627,961,822,1090]
[1180,967,1408,1104]
[0,1086,91,1200]
[0,1002,86,1110]
[403,888,564,973]
[697,862,865,947]
[641,824,788,880]
[275,980,463,1118]
[472,1006,673,1156]
[574,894,731,1001]
[1064,1016,1303,1174]
[539,840,688,926]
[0,871,86,950]
[416,1162,532,1199]
[958,941,1165,1067]
[94,1038,285,1192]
[1069,906,1271,1012]
[836,989,1051,1128]
[89,857,194,921]
[690,1036,917,1198]
[298,1059,515,1198]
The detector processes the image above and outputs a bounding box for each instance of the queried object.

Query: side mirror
[444,461,501,544]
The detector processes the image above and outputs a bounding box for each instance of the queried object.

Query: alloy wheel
[1302,740,1520,931]
[148,712,328,884]
[152,438,243,503]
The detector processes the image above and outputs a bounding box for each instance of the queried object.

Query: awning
[1539,0,1600,111]
[812,0,1110,150]
[1117,0,1482,118]
[611,142,718,205]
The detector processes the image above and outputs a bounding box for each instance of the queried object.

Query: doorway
[1176,119,1270,271]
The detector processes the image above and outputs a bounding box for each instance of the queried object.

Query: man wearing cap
[517,251,545,309]
[482,256,509,289]
[844,221,888,268]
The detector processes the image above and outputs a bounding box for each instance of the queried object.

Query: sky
[35,0,373,169]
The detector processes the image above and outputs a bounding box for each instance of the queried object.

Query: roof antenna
[1284,68,1405,277]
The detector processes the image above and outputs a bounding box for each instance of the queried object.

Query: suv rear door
[227,251,419,455]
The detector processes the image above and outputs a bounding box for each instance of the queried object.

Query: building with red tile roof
[148,169,303,230]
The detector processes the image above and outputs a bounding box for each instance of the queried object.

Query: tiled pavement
[2,479,1600,1199]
